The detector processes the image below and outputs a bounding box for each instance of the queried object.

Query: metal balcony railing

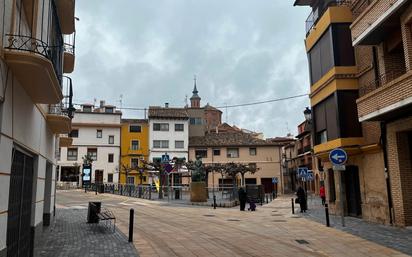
[359,70,405,97]
[64,32,76,55]
[305,0,350,35]
[4,0,64,85]
[48,76,75,118]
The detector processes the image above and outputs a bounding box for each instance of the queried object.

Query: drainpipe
[381,121,393,225]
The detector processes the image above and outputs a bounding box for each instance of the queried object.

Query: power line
[72,93,309,111]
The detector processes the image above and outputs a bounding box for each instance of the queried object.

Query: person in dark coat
[238,187,247,211]
[296,185,307,213]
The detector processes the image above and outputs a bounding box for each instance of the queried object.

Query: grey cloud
[72,0,311,137]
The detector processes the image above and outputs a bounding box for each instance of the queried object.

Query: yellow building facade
[120,119,150,184]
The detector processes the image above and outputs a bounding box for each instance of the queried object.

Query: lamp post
[303,107,312,198]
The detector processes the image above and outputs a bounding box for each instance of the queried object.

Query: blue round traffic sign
[329,148,347,165]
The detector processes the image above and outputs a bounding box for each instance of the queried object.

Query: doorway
[344,166,362,217]
[7,149,34,257]
[261,178,274,194]
[95,170,103,184]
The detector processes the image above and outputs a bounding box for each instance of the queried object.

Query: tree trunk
[241,173,245,187]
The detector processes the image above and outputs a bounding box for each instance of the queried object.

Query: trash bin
[174,188,180,200]
[87,202,101,223]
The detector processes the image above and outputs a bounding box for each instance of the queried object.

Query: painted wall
[188,146,282,191]
[120,121,149,184]
[149,118,189,161]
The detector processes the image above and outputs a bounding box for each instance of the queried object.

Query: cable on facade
[72,93,309,111]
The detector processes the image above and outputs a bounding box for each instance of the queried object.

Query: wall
[187,108,205,137]
[188,146,282,191]
[149,118,189,161]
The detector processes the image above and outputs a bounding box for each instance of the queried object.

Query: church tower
[190,76,201,108]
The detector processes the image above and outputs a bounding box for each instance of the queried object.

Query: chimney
[100,100,105,108]
[165,103,169,108]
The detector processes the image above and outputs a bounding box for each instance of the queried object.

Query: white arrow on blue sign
[329,148,348,165]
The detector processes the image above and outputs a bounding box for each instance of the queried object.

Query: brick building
[350,0,412,227]
[294,0,390,225]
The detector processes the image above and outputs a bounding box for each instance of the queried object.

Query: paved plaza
[34,205,139,257]
[49,190,412,257]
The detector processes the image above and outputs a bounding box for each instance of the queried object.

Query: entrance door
[95,170,103,184]
[7,150,34,257]
[344,166,362,217]
[261,178,274,194]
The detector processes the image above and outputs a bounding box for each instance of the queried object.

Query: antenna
[225,103,228,123]
[185,95,188,107]
[119,94,123,109]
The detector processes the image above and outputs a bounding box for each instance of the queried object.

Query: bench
[89,202,116,232]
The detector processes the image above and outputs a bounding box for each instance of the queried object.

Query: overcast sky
[72,1,311,138]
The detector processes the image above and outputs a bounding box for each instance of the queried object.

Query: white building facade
[58,103,122,185]
[0,0,76,256]
[148,106,189,162]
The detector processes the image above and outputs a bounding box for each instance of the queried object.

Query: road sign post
[329,148,347,227]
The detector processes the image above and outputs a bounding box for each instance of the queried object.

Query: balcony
[63,33,75,73]
[351,0,408,46]
[304,0,351,36]
[55,0,76,34]
[47,76,75,134]
[3,0,64,104]
[357,70,412,122]
[59,134,73,147]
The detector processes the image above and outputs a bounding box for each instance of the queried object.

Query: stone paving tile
[34,208,139,257]
[295,195,412,256]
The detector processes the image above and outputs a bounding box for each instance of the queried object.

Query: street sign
[164,164,173,173]
[272,177,278,184]
[161,154,170,164]
[333,165,346,171]
[329,148,348,165]
[297,167,308,178]
[307,170,314,181]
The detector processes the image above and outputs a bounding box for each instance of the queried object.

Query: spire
[190,75,201,108]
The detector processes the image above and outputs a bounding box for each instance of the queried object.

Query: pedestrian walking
[320,184,326,206]
[296,185,307,213]
[248,198,256,211]
[238,187,247,211]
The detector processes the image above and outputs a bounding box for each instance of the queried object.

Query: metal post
[213,195,217,209]
[325,203,330,227]
[129,208,134,242]
[266,194,268,204]
[95,183,97,195]
[339,170,345,227]
[291,198,295,214]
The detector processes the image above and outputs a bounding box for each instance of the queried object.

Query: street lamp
[303,107,312,122]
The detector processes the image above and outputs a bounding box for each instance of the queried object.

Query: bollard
[95,184,97,195]
[270,193,273,202]
[291,198,295,214]
[213,195,217,209]
[266,194,268,204]
[325,203,330,227]
[129,208,134,242]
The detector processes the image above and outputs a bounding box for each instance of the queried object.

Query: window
[131,140,139,150]
[227,148,239,158]
[175,140,184,149]
[127,176,135,185]
[67,148,78,161]
[153,140,169,148]
[313,91,362,145]
[175,124,184,131]
[96,129,102,138]
[108,174,113,183]
[153,123,169,131]
[82,106,92,112]
[308,24,355,85]
[195,149,207,158]
[249,148,257,156]
[87,148,97,161]
[129,125,141,133]
[213,149,221,156]
[108,135,114,144]
[57,148,61,161]
[105,107,114,113]
[108,154,114,163]
[189,118,202,125]
[70,129,78,138]
[131,158,139,169]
